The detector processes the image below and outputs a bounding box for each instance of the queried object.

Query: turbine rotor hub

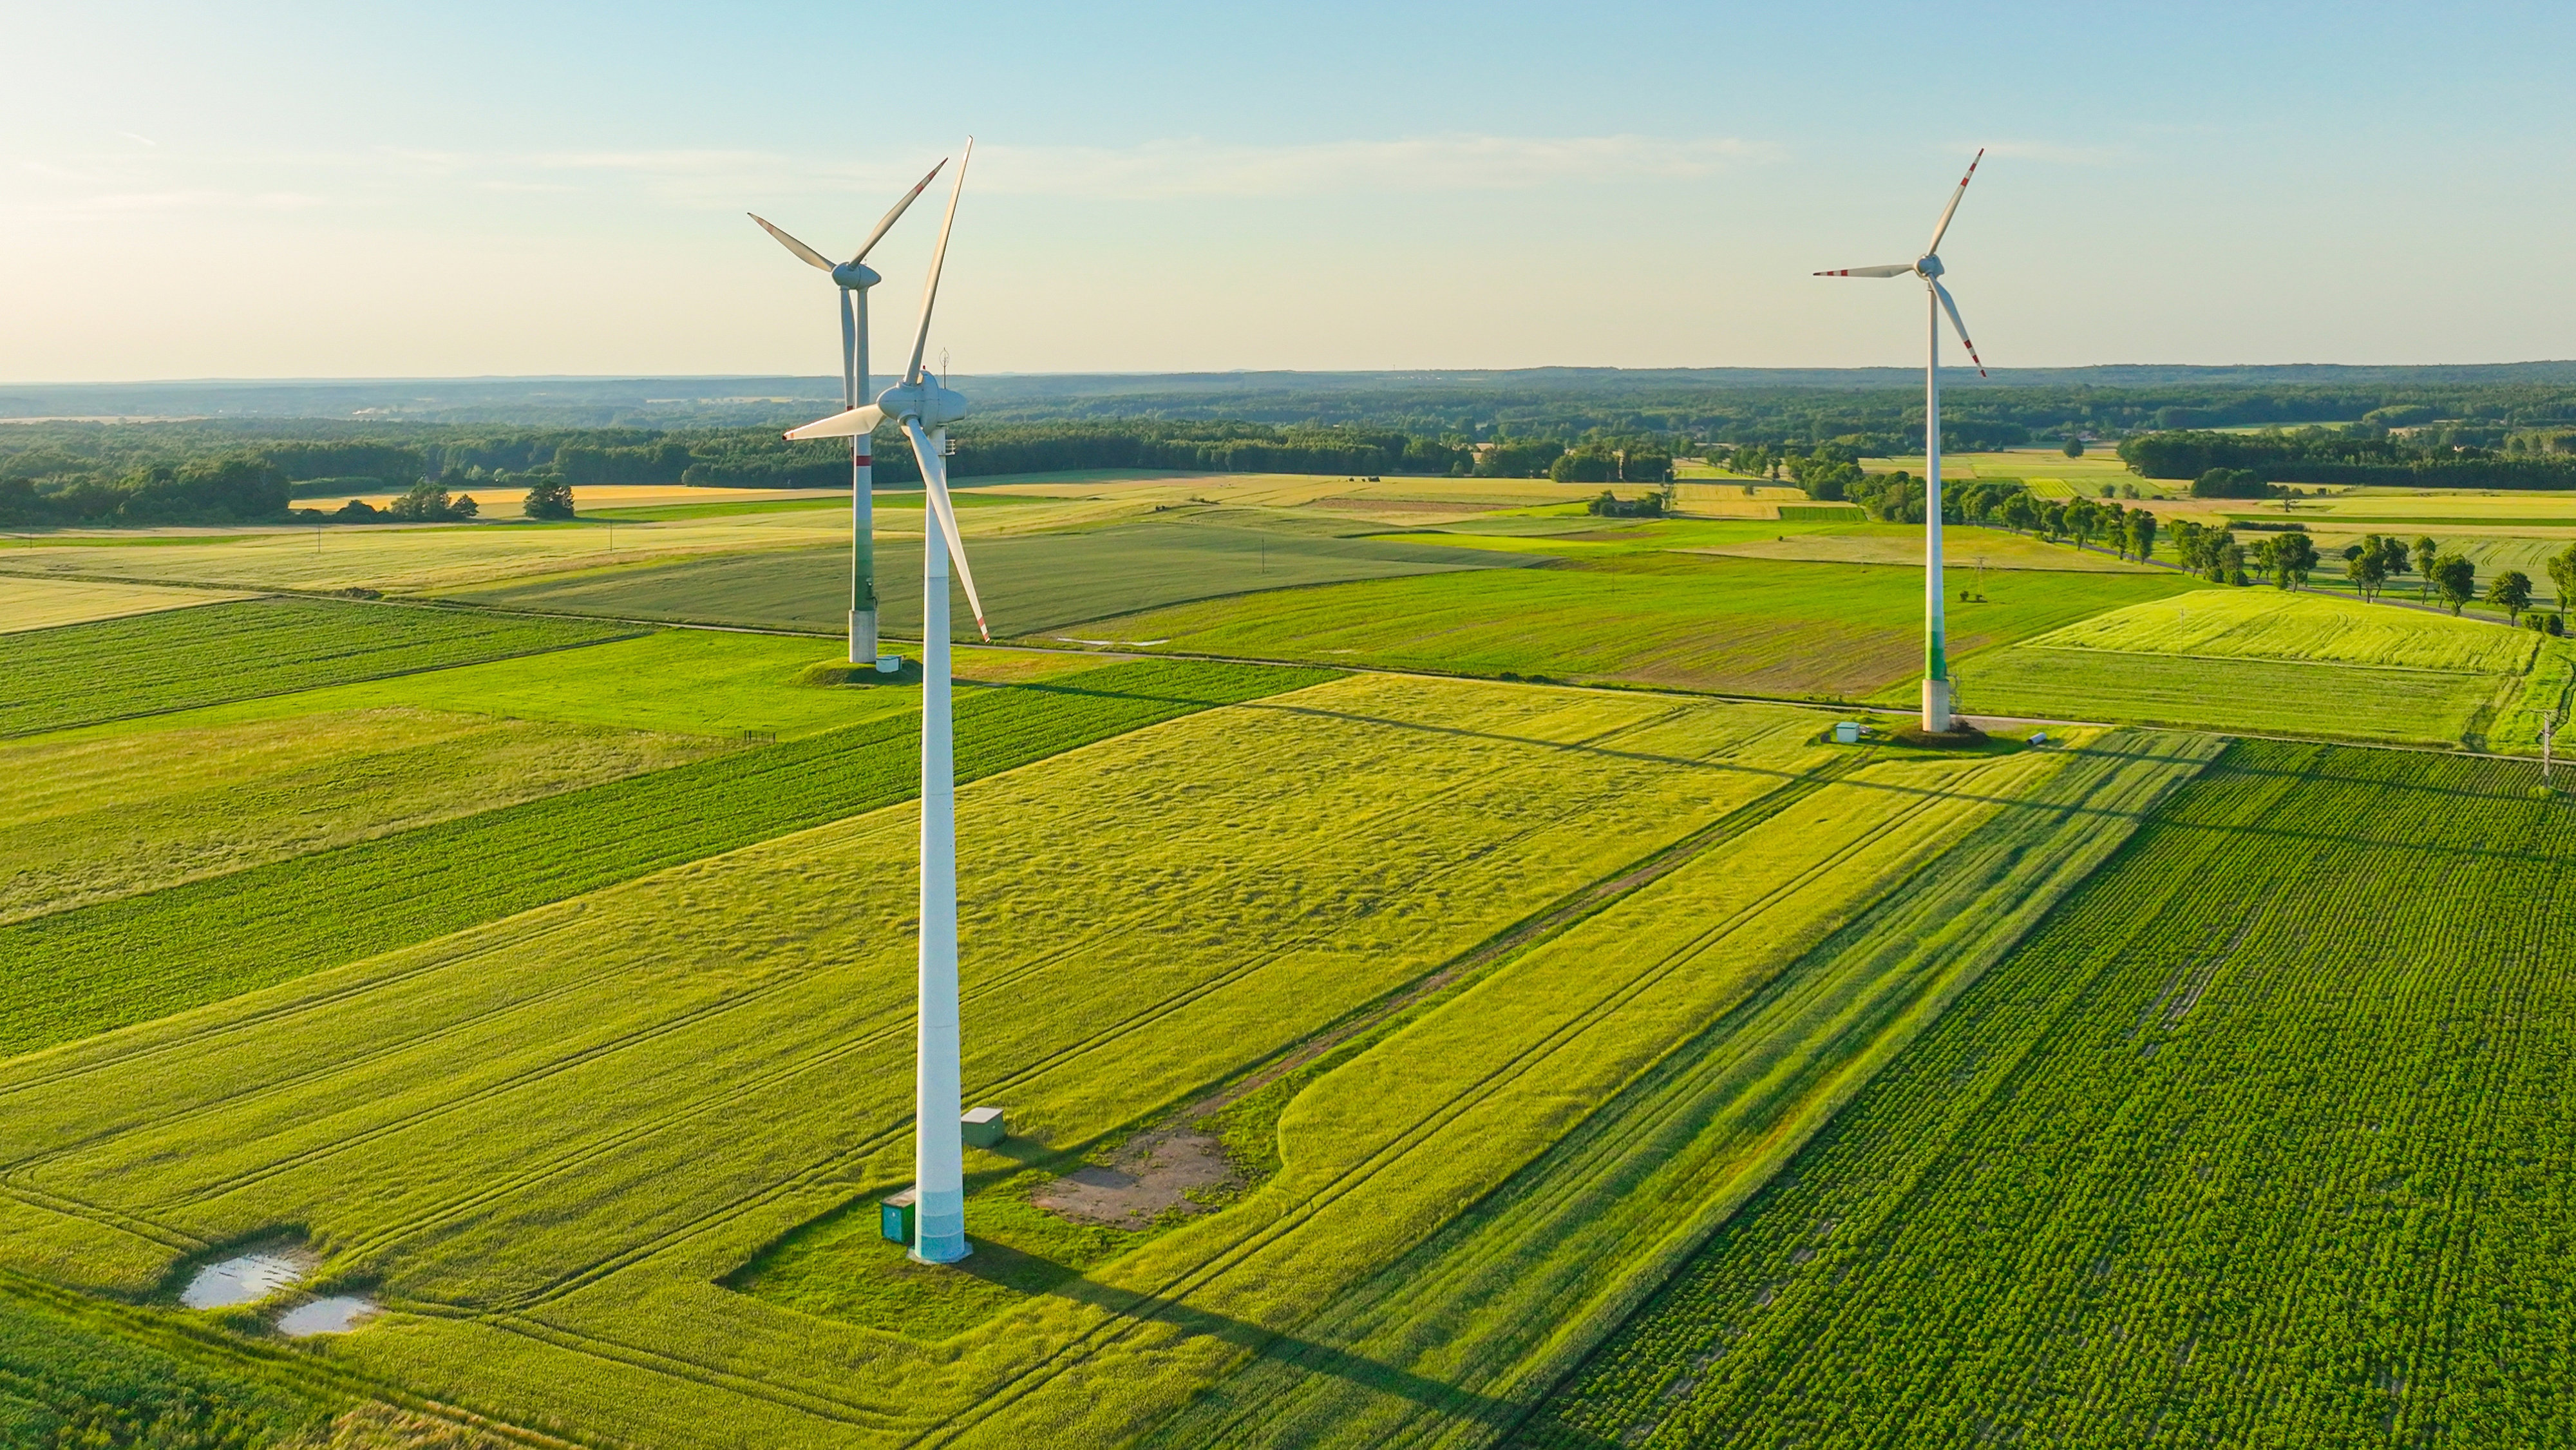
[1916,254,1944,278]
[832,261,882,290]
[876,373,969,430]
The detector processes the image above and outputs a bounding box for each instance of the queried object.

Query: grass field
[1096,554,2204,699]
[0,596,639,738]
[1517,741,2576,1449]
[0,706,725,924]
[2026,586,2541,673]
[0,576,256,633]
[0,678,1860,1447]
[1946,647,2512,745]
[1099,732,2219,1450]
[1694,523,2164,574]
[0,658,1330,1058]
[162,628,934,741]
[446,512,1527,638]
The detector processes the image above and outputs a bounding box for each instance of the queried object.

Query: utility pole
[2538,706,2563,783]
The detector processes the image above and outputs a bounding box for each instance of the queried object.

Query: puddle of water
[276,1295,381,1337]
[180,1248,316,1310]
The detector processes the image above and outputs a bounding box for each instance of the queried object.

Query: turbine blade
[905,137,974,386]
[784,404,884,440]
[851,158,947,264]
[748,213,834,272]
[1931,279,1987,377]
[1925,148,1985,255]
[1815,263,1915,278]
[907,419,989,640]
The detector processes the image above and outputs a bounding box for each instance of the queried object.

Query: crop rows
[1516,741,2576,1449]
[1951,645,2506,746]
[1100,555,2197,699]
[0,596,639,737]
[0,658,1337,1058]
[2025,587,2540,674]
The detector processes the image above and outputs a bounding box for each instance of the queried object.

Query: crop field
[0,677,1862,1437]
[0,492,1140,595]
[446,512,1525,638]
[0,705,724,924]
[1518,741,2576,1449]
[0,596,639,737]
[1946,645,2512,745]
[0,657,1325,1058]
[161,627,941,741]
[2027,586,2542,673]
[1097,555,2202,698]
[0,576,256,633]
[1694,523,2164,573]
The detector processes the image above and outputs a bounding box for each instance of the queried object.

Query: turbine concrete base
[849,609,878,668]
[908,1238,974,1266]
[1922,677,1953,734]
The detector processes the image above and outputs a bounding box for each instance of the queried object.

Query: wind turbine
[784,138,984,1264]
[749,158,946,667]
[1815,148,1989,733]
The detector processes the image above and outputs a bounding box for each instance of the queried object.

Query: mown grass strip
[0,596,643,738]
[0,659,1340,1059]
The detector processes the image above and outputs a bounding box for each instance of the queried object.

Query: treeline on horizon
[5,374,2576,526]
[0,419,1683,526]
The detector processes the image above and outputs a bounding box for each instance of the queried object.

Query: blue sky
[5,1,2571,379]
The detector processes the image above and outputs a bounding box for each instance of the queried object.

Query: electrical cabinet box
[1832,721,1862,745]
[961,1107,1007,1149]
[880,1189,917,1245]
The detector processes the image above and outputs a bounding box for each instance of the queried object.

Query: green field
[0,596,638,737]
[1518,741,2576,1449]
[1949,646,2512,745]
[2028,587,2541,674]
[447,512,1532,638]
[0,706,724,923]
[15,460,2576,1448]
[1097,554,2204,699]
[0,657,1331,1058]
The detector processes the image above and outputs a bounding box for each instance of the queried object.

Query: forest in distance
[8,364,2576,526]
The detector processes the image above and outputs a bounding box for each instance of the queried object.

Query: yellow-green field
[0,707,725,922]
[0,576,258,633]
[2025,587,2541,674]
[0,662,2215,1449]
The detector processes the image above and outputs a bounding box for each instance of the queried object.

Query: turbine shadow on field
[1012,1266,1526,1427]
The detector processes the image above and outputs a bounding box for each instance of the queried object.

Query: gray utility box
[1832,721,1862,745]
[879,1189,916,1245]
[961,1107,1007,1149]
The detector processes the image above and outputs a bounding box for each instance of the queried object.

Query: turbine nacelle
[831,260,883,291]
[1915,254,1944,279]
[877,372,968,430]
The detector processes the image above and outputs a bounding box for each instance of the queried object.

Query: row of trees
[2122,426,2576,490]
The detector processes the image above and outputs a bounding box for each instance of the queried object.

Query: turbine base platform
[1922,677,1954,734]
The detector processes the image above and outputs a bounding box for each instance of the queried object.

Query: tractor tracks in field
[909,747,2003,1447]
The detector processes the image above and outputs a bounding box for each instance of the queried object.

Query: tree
[2191,466,2268,499]
[2345,546,2387,602]
[2062,436,2085,459]
[2549,541,2576,626]
[2222,539,2249,587]
[2261,529,2317,589]
[524,477,576,520]
[2001,492,2039,535]
[2414,536,2440,602]
[2125,509,2158,562]
[2488,569,2533,625]
[2432,552,2477,615]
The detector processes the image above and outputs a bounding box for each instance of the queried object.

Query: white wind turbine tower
[1816,148,1989,732]
[784,138,985,1264]
[749,158,947,667]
